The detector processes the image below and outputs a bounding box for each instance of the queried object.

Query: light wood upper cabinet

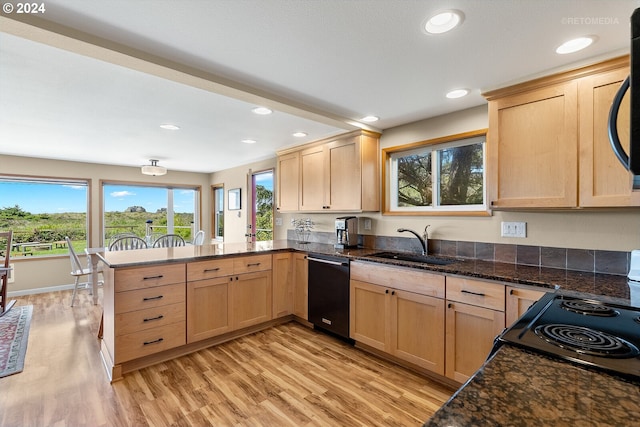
[578,65,640,207]
[276,152,300,212]
[487,81,578,208]
[485,56,637,209]
[277,129,381,212]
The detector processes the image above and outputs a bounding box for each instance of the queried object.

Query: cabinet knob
[448,303,453,309]
[385,289,389,294]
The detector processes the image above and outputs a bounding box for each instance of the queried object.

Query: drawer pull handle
[143,338,164,346]
[461,289,486,297]
[247,262,261,267]
[143,295,164,301]
[143,315,164,322]
[143,275,164,280]
[204,267,221,273]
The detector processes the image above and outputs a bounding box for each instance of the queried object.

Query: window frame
[212,184,224,241]
[0,174,90,257]
[100,180,201,246]
[382,129,490,216]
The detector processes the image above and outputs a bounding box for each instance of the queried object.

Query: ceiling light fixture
[446,88,469,99]
[252,107,273,115]
[555,36,595,54]
[242,139,257,144]
[293,132,308,137]
[159,124,180,130]
[141,159,167,176]
[424,10,464,34]
[361,115,379,123]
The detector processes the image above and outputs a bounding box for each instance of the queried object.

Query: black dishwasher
[307,253,352,341]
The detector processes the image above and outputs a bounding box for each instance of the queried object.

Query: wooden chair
[192,230,205,245]
[109,236,148,251]
[153,234,186,248]
[66,236,104,307]
[0,231,16,316]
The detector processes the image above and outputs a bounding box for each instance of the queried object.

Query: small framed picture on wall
[228,188,241,210]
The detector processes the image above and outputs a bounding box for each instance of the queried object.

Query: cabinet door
[186,276,232,343]
[231,271,272,330]
[391,290,445,375]
[293,252,308,319]
[578,66,640,206]
[505,286,546,326]
[445,301,505,383]
[272,253,293,318]
[488,81,578,208]
[326,137,362,211]
[350,280,390,351]
[276,152,299,212]
[299,144,326,211]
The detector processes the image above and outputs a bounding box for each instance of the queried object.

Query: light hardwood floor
[0,290,453,426]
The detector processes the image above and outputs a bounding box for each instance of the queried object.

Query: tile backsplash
[287,230,630,276]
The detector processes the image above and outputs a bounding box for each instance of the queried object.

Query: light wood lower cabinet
[293,252,308,319]
[106,263,187,365]
[350,262,446,375]
[505,286,547,326]
[272,253,293,318]
[186,255,273,344]
[445,277,505,383]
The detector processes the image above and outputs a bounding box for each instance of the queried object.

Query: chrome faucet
[397,225,431,256]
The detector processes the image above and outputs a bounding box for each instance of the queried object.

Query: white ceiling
[0,0,637,174]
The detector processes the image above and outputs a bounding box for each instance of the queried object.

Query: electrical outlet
[275,218,283,226]
[501,221,527,238]
[364,219,372,231]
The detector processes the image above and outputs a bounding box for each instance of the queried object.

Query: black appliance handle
[608,75,631,169]
[307,256,348,266]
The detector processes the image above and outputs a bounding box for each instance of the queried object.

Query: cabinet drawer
[446,277,505,311]
[115,283,185,314]
[187,258,234,281]
[115,321,186,363]
[351,261,445,298]
[115,302,185,336]
[233,254,272,274]
[114,263,185,292]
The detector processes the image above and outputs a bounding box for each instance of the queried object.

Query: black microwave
[609,7,640,190]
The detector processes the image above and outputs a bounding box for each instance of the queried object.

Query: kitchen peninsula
[98,240,639,426]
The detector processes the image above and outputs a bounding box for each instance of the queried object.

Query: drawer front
[115,321,186,363]
[350,261,445,298]
[115,302,185,336]
[115,283,185,314]
[446,276,505,311]
[114,263,185,292]
[233,254,273,274]
[187,258,234,281]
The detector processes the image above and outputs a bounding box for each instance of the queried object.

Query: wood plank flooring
[0,290,453,426]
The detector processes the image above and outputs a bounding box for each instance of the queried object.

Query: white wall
[1,155,211,294]
[210,157,277,243]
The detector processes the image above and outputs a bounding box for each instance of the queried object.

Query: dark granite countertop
[423,345,640,427]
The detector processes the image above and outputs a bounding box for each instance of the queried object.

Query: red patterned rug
[0,305,33,378]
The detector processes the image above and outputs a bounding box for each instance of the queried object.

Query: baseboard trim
[8,283,76,297]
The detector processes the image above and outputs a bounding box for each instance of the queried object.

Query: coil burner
[560,300,619,317]
[534,324,639,358]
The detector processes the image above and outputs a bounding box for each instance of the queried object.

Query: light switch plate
[501,221,526,238]
[364,219,372,230]
[275,218,283,226]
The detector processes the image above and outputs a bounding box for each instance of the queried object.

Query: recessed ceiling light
[424,10,464,34]
[555,36,594,54]
[242,139,257,144]
[293,132,308,137]
[159,124,180,130]
[446,89,469,99]
[252,107,273,115]
[361,116,379,123]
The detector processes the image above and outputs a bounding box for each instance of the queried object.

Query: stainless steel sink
[368,251,456,266]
